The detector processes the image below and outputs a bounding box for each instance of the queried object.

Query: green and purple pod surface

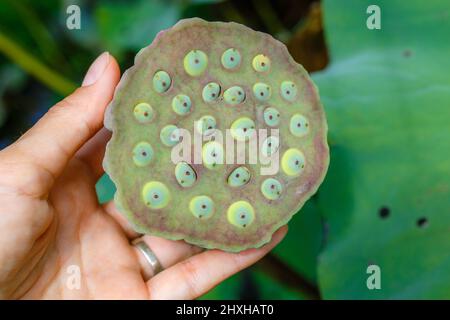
[103,18,329,252]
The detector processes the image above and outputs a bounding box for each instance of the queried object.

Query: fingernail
[82,52,110,86]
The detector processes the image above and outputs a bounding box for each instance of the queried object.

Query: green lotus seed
[261,136,280,157]
[189,195,214,219]
[227,166,251,187]
[133,103,154,124]
[253,83,272,101]
[221,48,241,70]
[202,141,224,170]
[202,82,221,103]
[224,86,246,105]
[172,94,192,116]
[281,148,305,177]
[160,125,180,147]
[142,181,170,209]
[153,70,171,93]
[280,81,297,101]
[175,162,197,187]
[230,117,256,141]
[196,115,217,136]
[263,107,280,127]
[261,178,283,200]
[132,141,154,167]
[290,114,310,137]
[183,49,208,77]
[227,201,255,228]
[252,54,270,72]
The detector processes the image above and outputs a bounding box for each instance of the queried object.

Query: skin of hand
[0,53,287,299]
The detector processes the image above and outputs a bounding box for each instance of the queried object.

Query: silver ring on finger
[132,238,163,280]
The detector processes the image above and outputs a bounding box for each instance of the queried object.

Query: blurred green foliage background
[0,0,449,299]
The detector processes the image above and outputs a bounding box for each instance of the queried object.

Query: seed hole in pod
[142,181,170,209]
[172,94,192,116]
[202,141,224,170]
[417,217,428,228]
[227,166,251,187]
[261,136,279,158]
[132,142,154,167]
[184,50,208,76]
[290,114,310,137]
[195,115,217,137]
[189,195,215,219]
[261,178,283,200]
[263,107,280,127]
[221,48,241,70]
[227,201,255,228]
[378,206,390,219]
[280,81,298,102]
[230,117,256,141]
[252,54,271,72]
[153,70,172,93]
[224,86,246,105]
[160,125,181,147]
[133,103,155,124]
[281,148,305,177]
[253,83,272,102]
[175,162,197,188]
[202,82,221,103]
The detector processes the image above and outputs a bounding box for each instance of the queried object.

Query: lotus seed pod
[104,18,329,252]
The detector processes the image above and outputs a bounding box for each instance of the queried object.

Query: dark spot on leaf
[417,217,428,228]
[379,206,390,219]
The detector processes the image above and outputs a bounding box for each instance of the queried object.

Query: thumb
[7,52,120,191]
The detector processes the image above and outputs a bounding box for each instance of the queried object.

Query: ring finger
[132,235,204,280]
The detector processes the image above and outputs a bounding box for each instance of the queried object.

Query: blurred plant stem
[0,31,76,96]
[220,1,246,24]
[8,0,68,70]
[257,253,321,300]
[251,0,290,42]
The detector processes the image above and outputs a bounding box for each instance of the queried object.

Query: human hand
[0,53,287,299]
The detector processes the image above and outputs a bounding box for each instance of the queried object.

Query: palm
[20,159,147,299]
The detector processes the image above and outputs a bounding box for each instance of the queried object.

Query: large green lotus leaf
[273,198,323,283]
[313,0,450,298]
